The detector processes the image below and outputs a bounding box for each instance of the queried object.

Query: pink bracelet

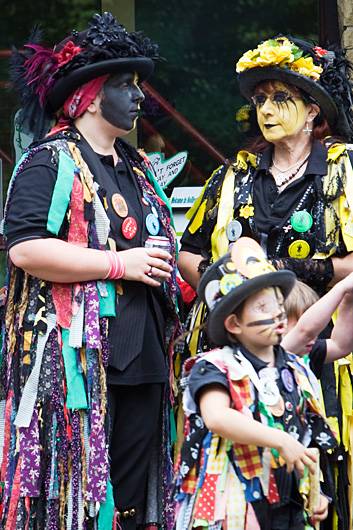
[104,250,126,280]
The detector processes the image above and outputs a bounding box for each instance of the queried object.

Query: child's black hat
[198,238,296,345]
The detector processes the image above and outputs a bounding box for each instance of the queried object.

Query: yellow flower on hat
[291,56,323,80]
[235,37,322,81]
[239,204,255,219]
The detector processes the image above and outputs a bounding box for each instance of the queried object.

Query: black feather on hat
[10,12,159,140]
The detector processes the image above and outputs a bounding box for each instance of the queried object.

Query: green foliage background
[136,0,319,184]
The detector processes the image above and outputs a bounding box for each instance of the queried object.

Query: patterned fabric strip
[14,313,56,428]
[68,175,88,247]
[52,284,73,329]
[93,183,110,245]
[225,466,246,530]
[69,296,84,348]
[5,457,21,530]
[84,282,101,349]
[19,408,41,496]
[86,401,109,502]
[0,400,6,469]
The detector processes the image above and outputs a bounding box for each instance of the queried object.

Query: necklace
[271,153,310,188]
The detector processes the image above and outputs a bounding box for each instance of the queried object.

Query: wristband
[104,250,125,280]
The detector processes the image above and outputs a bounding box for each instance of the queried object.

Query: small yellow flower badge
[239,204,254,219]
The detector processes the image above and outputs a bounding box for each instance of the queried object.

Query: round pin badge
[281,368,294,392]
[269,396,285,417]
[111,193,128,218]
[290,210,313,233]
[288,240,310,259]
[204,280,221,310]
[226,220,242,242]
[259,378,281,406]
[285,400,293,412]
[122,216,138,240]
[146,213,160,235]
[219,273,242,295]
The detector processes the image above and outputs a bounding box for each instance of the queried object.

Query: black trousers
[252,499,305,530]
[108,383,163,530]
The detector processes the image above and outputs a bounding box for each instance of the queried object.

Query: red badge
[122,216,138,239]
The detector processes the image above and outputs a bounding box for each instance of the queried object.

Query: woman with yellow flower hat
[178,35,353,530]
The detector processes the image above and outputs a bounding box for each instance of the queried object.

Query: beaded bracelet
[104,250,126,280]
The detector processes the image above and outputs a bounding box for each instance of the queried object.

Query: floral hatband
[236,37,323,81]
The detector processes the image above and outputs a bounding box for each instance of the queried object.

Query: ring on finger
[147,265,153,277]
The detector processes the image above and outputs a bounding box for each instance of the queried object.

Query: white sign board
[148,151,188,189]
[170,186,202,243]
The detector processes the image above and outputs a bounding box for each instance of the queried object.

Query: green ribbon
[61,329,88,409]
[98,281,116,317]
[98,479,115,530]
[47,151,76,235]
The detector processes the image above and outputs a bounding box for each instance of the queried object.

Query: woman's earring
[303,122,313,134]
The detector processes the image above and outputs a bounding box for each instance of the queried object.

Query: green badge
[290,210,313,233]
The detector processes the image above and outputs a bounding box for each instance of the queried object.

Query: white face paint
[235,287,288,351]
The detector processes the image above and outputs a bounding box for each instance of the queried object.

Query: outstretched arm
[199,386,317,476]
[326,292,353,362]
[282,272,353,355]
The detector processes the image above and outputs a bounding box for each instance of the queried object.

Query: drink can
[145,235,171,253]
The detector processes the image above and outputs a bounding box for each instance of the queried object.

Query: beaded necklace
[271,153,310,188]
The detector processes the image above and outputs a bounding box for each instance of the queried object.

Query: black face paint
[100,72,145,131]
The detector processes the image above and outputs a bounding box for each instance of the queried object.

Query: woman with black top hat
[178,36,353,529]
[0,12,180,530]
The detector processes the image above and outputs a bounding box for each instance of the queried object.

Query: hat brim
[206,270,296,346]
[238,67,338,128]
[47,57,154,112]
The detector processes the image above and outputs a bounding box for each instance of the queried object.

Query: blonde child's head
[284,280,319,330]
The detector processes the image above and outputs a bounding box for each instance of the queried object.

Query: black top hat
[198,238,295,346]
[237,36,353,140]
[11,12,159,139]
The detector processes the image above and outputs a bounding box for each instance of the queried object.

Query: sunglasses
[251,91,299,107]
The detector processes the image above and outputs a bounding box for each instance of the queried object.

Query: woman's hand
[310,494,329,523]
[119,247,173,286]
[277,431,317,476]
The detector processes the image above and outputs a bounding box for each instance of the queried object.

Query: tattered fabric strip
[69,296,84,348]
[86,401,109,502]
[0,400,6,469]
[61,329,88,410]
[68,175,89,247]
[14,313,56,428]
[93,182,110,245]
[47,150,76,235]
[84,282,101,349]
[19,408,41,496]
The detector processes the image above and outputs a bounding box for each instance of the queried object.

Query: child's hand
[277,432,317,476]
[310,494,329,523]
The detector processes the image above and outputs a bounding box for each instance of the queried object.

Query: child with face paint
[175,238,336,530]
[281,274,353,378]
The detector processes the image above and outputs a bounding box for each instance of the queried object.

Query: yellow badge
[288,240,310,259]
[239,204,254,219]
[220,273,243,295]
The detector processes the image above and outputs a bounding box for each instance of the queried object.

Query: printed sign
[148,151,188,189]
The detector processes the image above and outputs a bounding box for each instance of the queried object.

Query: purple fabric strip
[84,282,101,349]
[86,401,109,503]
[19,408,41,497]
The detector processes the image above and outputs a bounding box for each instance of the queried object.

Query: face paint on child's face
[254,81,308,142]
[238,287,288,347]
[100,72,145,132]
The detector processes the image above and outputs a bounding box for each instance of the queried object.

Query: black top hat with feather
[11,12,159,140]
[237,35,353,141]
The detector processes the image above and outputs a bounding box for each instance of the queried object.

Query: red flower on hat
[313,46,328,58]
[55,40,82,68]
